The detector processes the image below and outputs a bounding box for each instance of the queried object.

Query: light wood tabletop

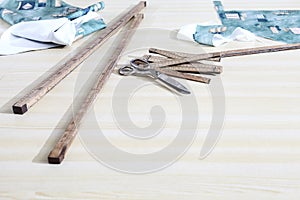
[0,0,300,199]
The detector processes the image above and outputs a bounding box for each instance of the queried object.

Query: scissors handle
[130,58,150,70]
[119,58,152,76]
[118,66,135,76]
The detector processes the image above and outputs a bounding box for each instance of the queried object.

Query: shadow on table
[32,104,74,164]
[0,47,66,114]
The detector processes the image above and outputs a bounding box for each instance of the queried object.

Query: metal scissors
[119,58,190,95]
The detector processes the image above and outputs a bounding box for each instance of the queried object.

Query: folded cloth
[0,11,105,55]
[0,26,60,55]
[0,0,105,25]
[177,23,256,46]
[0,1,106,55]
[10,17,75,45]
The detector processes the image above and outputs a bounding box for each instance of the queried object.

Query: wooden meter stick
[12,1,146,115]
[156,68,211,84]
[48,14,144,164]
[149,48,221,62]
[149,43,300,61]
[220,43,300,58]
[144,55,222,73]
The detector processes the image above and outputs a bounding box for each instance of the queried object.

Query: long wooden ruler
[149,48,221,62]
[220,43,300,58]
[48,14,144,164]
[149,52,220,68]
[12,1,147,115]
[156,68,211,84]
[149,43,300,61]
[144,55,222,73]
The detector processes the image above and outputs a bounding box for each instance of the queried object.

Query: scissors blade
[156,73,191,95]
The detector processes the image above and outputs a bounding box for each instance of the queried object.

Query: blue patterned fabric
[0,0,106,38]
[194,1,300,45]
[193,25,236,46]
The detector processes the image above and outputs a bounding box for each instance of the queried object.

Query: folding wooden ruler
[149,43,300,61]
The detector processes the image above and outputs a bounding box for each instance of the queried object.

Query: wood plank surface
[1,0,300,199]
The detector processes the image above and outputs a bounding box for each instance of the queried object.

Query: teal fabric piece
[193,25,236,46]
[0,0,106,38]
[193,25,217,46]
[76,17,106,38]
[193,1,300,45]
[213,1,300,44]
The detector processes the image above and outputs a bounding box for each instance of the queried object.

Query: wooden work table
[0,0,300,199]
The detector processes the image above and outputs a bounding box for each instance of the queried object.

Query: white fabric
[212,27,256,46]
[0,27,60,55]
[177,23,257,46]
[0,11,100,55]
[177,23,198,42]
[10,18,75,45]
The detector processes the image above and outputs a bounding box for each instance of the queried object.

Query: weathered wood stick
[12,1,147,115]
[149,43,300,61]
[156,68,211,84]
[143,55,222,73]
[148,48,221,62]
[145,53,215,83]
[145,54,220,66]
[160,65,222,74]
[219,43,300,58]
[48,14,144,164]
[149,52,220,69]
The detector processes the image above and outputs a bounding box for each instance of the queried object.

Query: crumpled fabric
[177,23,257,46]
[178,1,300,46]
[0,1,106,55]
[213,1,300,44]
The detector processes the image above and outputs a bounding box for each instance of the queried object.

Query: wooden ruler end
[12,104,28,115]
[48,145,67,164]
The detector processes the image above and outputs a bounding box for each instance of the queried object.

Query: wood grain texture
[1,0,300,199]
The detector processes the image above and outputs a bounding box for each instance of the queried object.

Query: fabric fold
[0,1,106,55]
[177,23,257,46]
